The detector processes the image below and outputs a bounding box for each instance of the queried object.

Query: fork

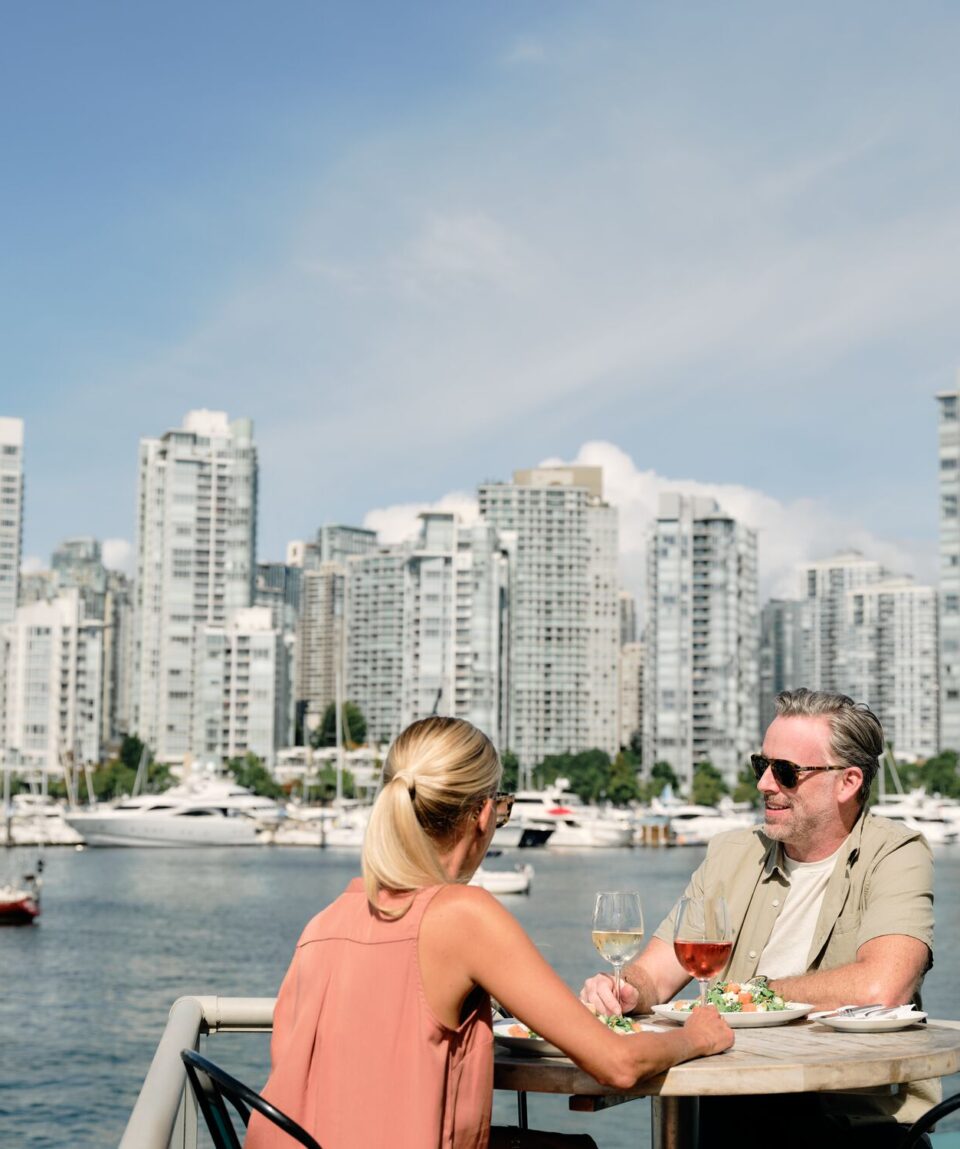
[810,1003,884,1019]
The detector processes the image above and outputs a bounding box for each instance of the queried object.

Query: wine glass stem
[614,963,622,1008]
[699,978,708,1007]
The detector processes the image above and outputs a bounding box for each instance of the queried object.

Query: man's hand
[683,1005,734,1056]
[579,972,640,1016]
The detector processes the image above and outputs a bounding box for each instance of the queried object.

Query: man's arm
[768,934,930,1010]
[580,937,692,1015]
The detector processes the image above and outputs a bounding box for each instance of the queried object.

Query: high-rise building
[52,536,107,619]
[478,465,619,770]
[345,549,407,746]
[193,607,289,768]
[400,513,507,737]
[644,494,759,786]
[255,562,302,634]
[619,591,637,647]
[2,588,103,771]
[294,526,380,740]
[133,410,257,760]
[102,570,134,746]
[938,383,960,750]
[842,579,938,761]
[619,640,644,751]
[0,417,24,627]
[758,599,809,734]
[799,551,887,693]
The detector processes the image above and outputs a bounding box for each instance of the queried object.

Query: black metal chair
[898,1092,960,1149]
[180,1049,322,1149]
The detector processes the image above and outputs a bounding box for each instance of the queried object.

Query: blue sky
[4,2,959,595]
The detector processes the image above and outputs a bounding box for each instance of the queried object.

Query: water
[3,843,960,1148]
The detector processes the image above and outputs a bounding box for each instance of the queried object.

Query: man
[581,688,935,1147]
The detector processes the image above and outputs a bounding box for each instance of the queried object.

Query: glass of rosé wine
[673,895,733,1008]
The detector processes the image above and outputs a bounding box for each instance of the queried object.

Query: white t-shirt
[757,838,849,980]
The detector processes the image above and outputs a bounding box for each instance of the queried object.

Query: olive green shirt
[653,811,936,1123]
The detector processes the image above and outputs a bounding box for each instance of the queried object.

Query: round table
[493,1020,960,1149]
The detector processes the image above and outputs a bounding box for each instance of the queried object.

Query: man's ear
[841,767,865,806]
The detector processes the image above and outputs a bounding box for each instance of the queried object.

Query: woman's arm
[420,886,732,1089]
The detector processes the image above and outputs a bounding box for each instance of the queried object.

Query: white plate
[816,1011,927,1033]
[493,1018,663,1057]
[493,1021,567,1057]
[651,1002,814,1028]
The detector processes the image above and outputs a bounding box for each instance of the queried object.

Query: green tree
[312,702,368,749]
[314,764,356,801]
[500,750,520,792]
[733,763,762,807]
[119,733,150,771]
[606,751,642,805]
[227,752,284,799]
[91,759,137,801]
[691,761,729,807]
[915,751,960,799]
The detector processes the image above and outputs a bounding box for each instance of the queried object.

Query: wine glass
[673,895,733,1008]
[592,891,645,1011]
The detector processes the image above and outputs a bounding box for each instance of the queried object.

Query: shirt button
[748,949,757,958]
[773,899,780,907]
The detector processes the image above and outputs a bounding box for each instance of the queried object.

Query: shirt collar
[759,808,865,880]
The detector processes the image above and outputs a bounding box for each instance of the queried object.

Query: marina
[5,842,960,1148]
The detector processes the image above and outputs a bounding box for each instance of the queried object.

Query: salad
[505,1014,645,1040]
[672,977,787,1014]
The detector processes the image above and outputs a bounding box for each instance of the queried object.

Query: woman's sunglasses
[750,754,849,790]
[494,792,515,828]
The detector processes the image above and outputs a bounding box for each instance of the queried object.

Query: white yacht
[271,802,370,848]
[650,797,757,846]
[63,773,281,847]
[871,794,959,846]
[511,787,634,848]
[2,793,84,846]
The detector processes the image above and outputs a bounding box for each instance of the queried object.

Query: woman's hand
[682,1005,734,1056]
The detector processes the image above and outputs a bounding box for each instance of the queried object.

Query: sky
[4,2,959,602]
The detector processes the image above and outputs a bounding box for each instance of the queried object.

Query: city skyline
[5,3,959,589]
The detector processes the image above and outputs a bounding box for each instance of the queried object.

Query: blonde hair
[362,717,501,917]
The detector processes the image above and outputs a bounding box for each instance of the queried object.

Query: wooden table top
[493,1020,960,1104]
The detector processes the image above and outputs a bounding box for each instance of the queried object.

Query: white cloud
[501,39,545,66]
[363,492,479,544]
[20,555,46,575]
[364,442,937,612]
[102,538,135,574]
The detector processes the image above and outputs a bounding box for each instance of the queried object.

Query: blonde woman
[246,717,731,1149]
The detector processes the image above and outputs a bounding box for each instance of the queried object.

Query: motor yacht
[871,794,959,845]
[649,797,758,846]
[63,772,281,847]
[511,786,634,847]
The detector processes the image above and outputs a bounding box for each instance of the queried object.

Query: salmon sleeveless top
[245,878,493,1149]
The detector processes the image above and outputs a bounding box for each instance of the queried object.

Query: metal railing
[119,996,276,1149]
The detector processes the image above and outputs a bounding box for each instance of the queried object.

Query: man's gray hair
[774,688,883,805]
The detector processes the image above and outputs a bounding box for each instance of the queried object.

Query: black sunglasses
[750,754,850,789]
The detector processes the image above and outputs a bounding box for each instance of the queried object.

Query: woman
[246,717,731,1149]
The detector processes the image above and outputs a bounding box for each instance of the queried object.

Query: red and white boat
[0,871,41,925]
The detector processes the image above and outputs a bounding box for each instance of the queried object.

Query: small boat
[470,863,534,896]
[0,866,42,925]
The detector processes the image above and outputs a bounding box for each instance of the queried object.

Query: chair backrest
[899,1092,960,1149]
[180,1049,323,1149]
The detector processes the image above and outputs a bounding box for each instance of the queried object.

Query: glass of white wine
[592,891,645,1011]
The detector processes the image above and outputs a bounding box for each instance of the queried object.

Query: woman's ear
[476,798,494,835]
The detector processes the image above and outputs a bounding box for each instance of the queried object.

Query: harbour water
[4,842,960,1148]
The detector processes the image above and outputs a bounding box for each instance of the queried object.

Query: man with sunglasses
[580,688,935,1147]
